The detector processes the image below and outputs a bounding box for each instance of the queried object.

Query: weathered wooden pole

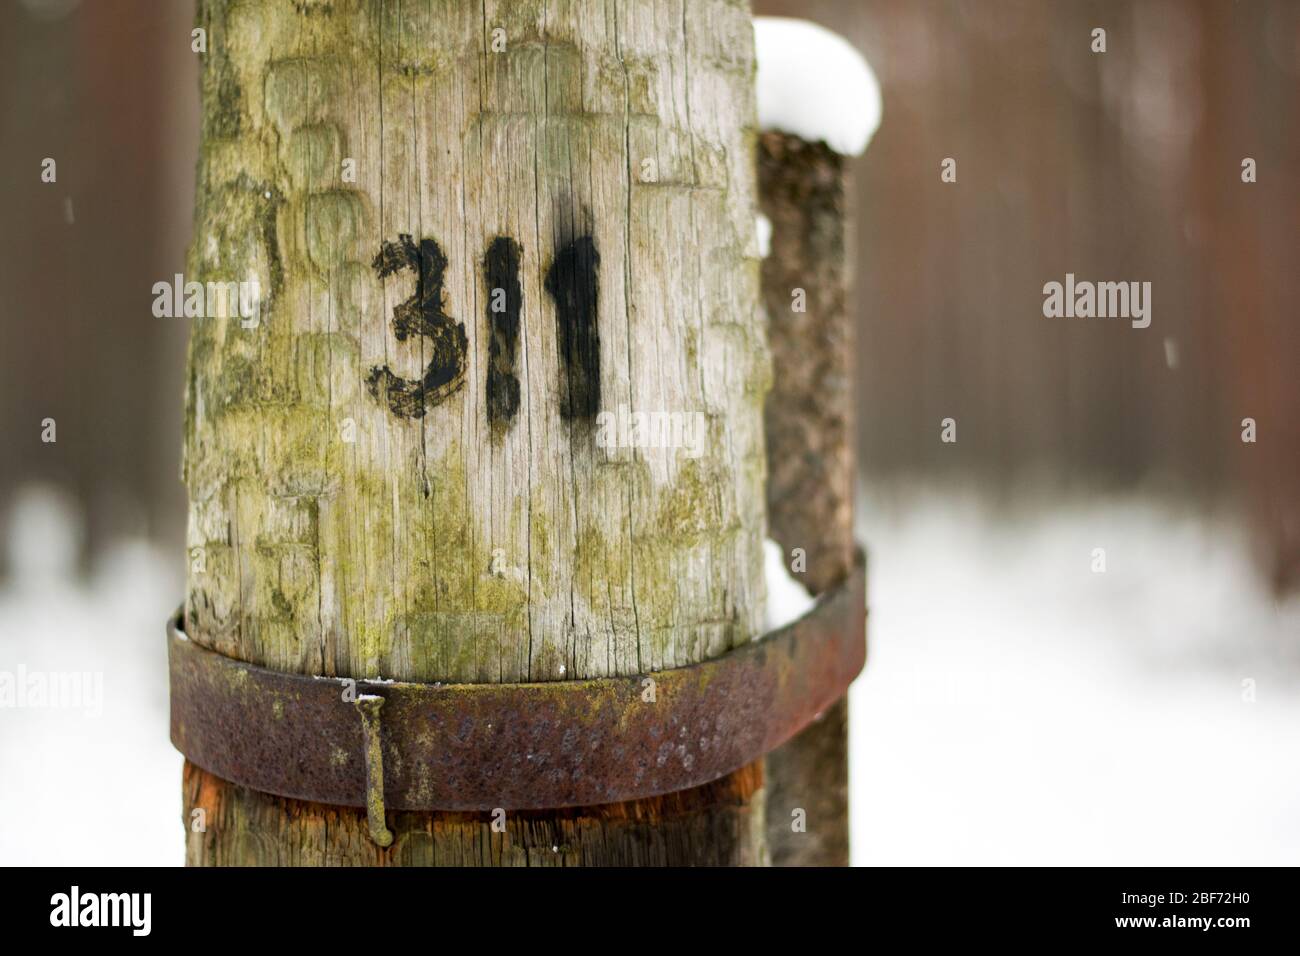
[749,16,879,866]
[180,0,771,865]
[758,131,856,867]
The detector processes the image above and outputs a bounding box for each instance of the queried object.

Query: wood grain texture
[757,132,852,597]
[185,759,767,866]
[763,698,850,866]
[181,0,770,866]
[757,131,854,867]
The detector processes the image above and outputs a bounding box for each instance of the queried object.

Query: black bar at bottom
[7,866,1288,943]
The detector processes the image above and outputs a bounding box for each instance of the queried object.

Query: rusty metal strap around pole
[169,553,866,820]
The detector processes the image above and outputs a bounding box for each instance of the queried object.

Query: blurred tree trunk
[758,132,854,866]
[181,0,771,866]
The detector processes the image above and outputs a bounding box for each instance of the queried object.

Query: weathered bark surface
[764,698,850,865]
[757,133,853,595]
[757,131,854,867]
[181,0,770,866]
[185,760,767,866]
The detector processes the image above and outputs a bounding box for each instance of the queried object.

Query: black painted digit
[366,234,468,419]
[484,237,522,425]
[545,236,600,420]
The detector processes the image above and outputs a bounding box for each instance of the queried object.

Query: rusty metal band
[169,554,865,813]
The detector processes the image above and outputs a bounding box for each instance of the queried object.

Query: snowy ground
[1,483,1297,865]
[0,488,182,865]
[850,484,1300,866]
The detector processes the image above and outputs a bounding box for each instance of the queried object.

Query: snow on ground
[850,483,1300,866]
[754,17,882,156]
[2,482,1298,865]
[0,487,183,866]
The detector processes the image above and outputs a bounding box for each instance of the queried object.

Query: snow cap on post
[753,17,882,156]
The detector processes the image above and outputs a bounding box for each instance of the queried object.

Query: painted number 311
[365,233,600,424]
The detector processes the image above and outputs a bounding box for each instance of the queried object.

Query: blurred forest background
[1,0,1298,866]
[2,0,1296,587]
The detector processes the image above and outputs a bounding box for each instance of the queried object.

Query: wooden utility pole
[757,131,857,867]
[181,0,772,865]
